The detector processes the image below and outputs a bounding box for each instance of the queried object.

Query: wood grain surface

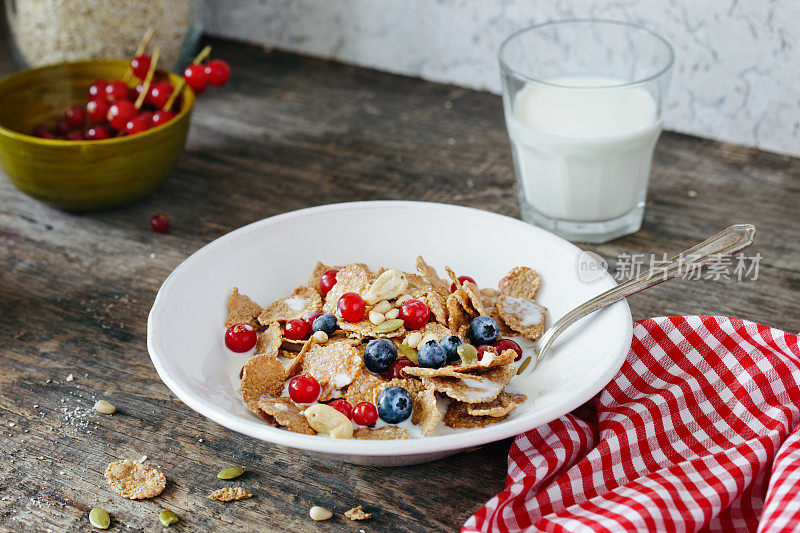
[1,36,799,532]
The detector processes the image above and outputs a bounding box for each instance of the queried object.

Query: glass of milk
[499,20,674,243]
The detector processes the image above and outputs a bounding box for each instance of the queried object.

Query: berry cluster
[32,39,229,141]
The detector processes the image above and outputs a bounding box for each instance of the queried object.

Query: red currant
[319,269,338,295]
[284,318,309,340]
[337,292,366,322]
[107,100,137,131]
[302,312,322,333]
[183,64,207,94]
[86,99,109,123]
[151,109,175,127]
[86,125,110,140]
[450,275,477,293]
[224,323,257,352]
[352,402,378,427]
[328,399,353,419]
[32,124,55,139]
[105,79,129,102]
[398,299,430,330]
[65,106,85,128]
[130,55,151,80]
[54,120,72,136]
[150,213,170,233]
[387,358,417,379]
[65,130,84,141]
[88,80,109,101]
[288,375,321,404]
[204,59,231,86]
[494,339,523,361]
[137,111,154,126]
[124,116,151,135]
[148,81,174,108]
[476,345,498,361]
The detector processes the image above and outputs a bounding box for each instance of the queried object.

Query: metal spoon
[519,224,757,374]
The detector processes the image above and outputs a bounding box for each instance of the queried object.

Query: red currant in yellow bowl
[0,58,198,210]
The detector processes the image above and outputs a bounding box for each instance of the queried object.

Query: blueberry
[439,335,463,363]
[312,312,337,335]
[467,316,499,345]
[364,338,397,373]
[377,386,412,423]
[418,340,447,368]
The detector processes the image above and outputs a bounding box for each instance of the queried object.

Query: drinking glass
[499,19,674,243]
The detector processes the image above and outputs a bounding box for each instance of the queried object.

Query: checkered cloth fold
[464,316,800,532]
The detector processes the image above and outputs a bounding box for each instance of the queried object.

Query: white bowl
[148,201,632,465]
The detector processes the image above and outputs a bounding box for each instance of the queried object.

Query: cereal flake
[104,460,166,499]
[257,285,321,326]
[241,353,285,411]
[498,266,540,300]
[466,391,527,417]
[444,401,509,428]
[226,288,263,329]
[209,487,253,502]
[301,340,363,400]
[496,295,546,340]
[257,397,315,434]
[421,364,516,403]
[322,264,372,313]
[344,506,371,521]
[354,427,409,440]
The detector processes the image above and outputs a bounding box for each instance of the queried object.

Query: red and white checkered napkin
[463,316,800,533]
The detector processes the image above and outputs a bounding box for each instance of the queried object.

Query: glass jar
[5,0,203,71]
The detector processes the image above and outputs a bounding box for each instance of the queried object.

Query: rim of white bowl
[148,201,632,457]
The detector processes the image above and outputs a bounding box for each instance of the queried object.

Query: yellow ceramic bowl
[0,60,194,210]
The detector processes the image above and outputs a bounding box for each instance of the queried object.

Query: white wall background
[205,0,800,157]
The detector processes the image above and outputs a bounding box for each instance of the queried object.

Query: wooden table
[1,36,798,532]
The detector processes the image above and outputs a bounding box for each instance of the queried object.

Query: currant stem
[162,79,183,112]
[134,47,160,110]
[193,45,212,65]
[123,27,154,83]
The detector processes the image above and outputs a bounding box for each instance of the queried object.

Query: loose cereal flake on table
[104,460,166,500]
[209,487,253,502]
[344,506,371,521]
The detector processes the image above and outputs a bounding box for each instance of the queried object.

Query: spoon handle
[528,224,756,371]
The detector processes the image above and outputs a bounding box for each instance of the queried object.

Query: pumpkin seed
[397,343,418,363]
[517,356,532,375]
[217,465,246,480]
[374,318,403,334]
[89,508,110,529]
[159,509,179,526]
[457,343,478,365]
